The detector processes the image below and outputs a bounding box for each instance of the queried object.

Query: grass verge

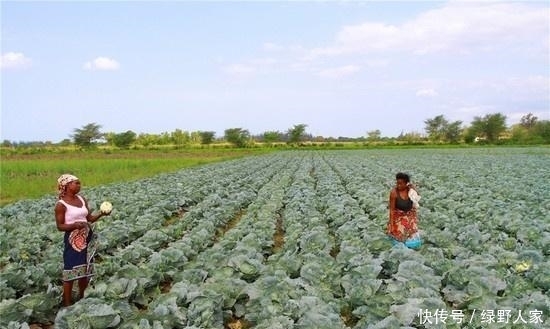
[1,148,270,206]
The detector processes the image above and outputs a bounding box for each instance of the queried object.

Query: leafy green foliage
[224,128,251,147]
[72,122,104,147]
[110,130,137,149]
[262,130,283,144]
[470,113,507,142]
[198,131,215,145]
[287,124,307,144]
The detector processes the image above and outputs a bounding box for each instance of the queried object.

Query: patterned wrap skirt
[62,226,97,282]
[387,208,419,244]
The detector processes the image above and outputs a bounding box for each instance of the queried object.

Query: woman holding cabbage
[387,172,421,249]
[55,174,111,306]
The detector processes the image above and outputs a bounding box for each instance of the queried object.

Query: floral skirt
[63,227,97,282]
[387,209,419,242]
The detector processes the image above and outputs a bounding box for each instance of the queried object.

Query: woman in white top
[55,174,110,306]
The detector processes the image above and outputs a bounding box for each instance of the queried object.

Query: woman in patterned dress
[387,172,421,249]
[55,174,110,306]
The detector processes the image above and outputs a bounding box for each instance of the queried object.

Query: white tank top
[58,195,88,224]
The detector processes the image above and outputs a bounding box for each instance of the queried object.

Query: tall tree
[72,122,104,147]
[112,130,137,148]
[470,113,507,142]
[366,129,381,141]
[287,124,308,144]
[263,131,282,144]
[397,131,424,143]
[199,131,216,145]
[533,120,550,143]
[444,121,463,143]
[190,131,202,144]
[424,115,463,143]
[520,113,538,129]
[424,115,448,142]
[171,129,190,146]
[224,128,250,148]
[136,133,159,146]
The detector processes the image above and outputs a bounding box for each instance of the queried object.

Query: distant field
[1,144,546,205]
[0,148,271,206]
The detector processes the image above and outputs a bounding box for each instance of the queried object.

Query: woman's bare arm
[388,190,396,220]
[83,197,106,223]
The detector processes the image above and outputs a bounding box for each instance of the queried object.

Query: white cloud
[416,88,438,97]
[317,65,361,79]
[0,52,32,69]
[83,57,120,71]
[225,3,548,81]
[339,22,401,51]
[308,2,548,58]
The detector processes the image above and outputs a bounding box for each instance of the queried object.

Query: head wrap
[57,174,79,197]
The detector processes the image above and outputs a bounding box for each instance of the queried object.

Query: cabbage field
[1,148,549,329]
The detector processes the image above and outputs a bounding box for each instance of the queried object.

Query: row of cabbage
[1,154,285,327]
[1,147,549,328]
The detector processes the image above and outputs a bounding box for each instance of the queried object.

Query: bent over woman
[55,174,110,306]
[387,172,421,249]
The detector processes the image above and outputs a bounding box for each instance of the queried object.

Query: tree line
[420,112,549,144]
[3,113,549,148]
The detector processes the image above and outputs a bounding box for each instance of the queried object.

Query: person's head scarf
[57,174,79,198]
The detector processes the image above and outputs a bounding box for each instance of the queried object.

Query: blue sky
[2,1,549,142]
